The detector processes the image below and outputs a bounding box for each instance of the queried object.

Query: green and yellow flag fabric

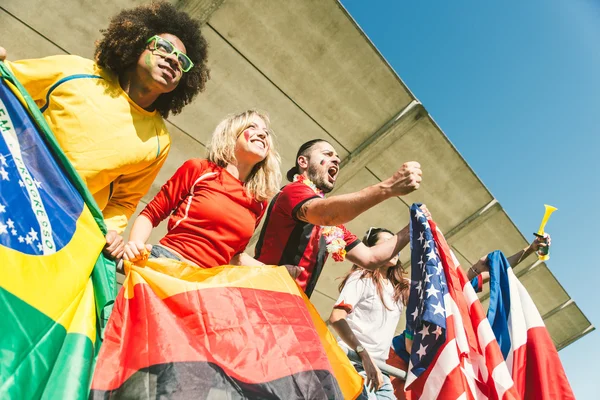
[0,63,116,399]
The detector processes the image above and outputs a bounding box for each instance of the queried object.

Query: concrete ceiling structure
[2,0,593,351]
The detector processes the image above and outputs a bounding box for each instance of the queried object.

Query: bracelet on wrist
[405,330,414,340]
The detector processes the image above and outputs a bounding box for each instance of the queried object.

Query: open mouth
[327,166,338,182]
[159,64,176,80]
[251,139,266,150]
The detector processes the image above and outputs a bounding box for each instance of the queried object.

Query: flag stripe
[90,361,341,400]
[0,288,94,399]
[93,282,336,389]
[124,261,305,300]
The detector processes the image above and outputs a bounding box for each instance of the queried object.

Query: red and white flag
[404,204,519,399]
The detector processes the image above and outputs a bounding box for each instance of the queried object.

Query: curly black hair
[95,2,209,117]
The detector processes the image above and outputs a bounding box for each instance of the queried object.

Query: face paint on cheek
[243,131,251,142]
[320,159,326,166]
[144,53,154,69]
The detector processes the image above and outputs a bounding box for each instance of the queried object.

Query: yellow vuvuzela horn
[534,204,557,261]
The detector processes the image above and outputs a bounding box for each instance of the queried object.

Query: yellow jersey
[6,55,171,233]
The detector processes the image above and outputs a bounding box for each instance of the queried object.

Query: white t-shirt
[334,271,403,361]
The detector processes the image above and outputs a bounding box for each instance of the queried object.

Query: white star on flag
[0,154,7,166]
[0,204,6,213]
[0,168,8,181]
[415,281,422,293]
[18,180,24,187]
[18,236,25,243]
[28,228,39,241]
[25,235,33,245]
[415,209,425,219]
[426,284,441,299]
[434,326,443,340]
[423,240,430,249]
[418,324,430,337]
[34,179,42,188]
[416,343,428,359]
[37,242,43,251]
[6,219,14,229]
[432,301,445,316]
[418,231,424,244]
[435,262,443,275]
[0,222,7,235]
[426,250,437,261]
[411,307,419,320]
[424,273,433,283]
[11,229,17,236]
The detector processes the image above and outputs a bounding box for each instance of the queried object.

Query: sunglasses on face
[146,35,194,73]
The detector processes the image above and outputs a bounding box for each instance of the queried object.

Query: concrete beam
[333,100,425,191]
[557,324,595,351]
[177,0,226,24]
[444,199,500,240]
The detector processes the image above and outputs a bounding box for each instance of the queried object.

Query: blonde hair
[208,110,282,202]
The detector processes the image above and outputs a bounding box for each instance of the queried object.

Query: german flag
[0,63,116,399]
[91,259,363,399]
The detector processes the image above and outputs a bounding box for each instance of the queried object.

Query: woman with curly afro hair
[1,2,209,259]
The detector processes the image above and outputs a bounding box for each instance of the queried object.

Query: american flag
[405,203,518,399]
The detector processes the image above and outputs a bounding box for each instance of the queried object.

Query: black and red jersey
[255,181,360,296]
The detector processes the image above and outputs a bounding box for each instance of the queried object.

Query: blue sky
[341,0,599,398]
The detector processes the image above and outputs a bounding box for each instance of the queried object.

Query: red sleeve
[277,182,321,221]
[339,224,361,251]
[140,159,207,227]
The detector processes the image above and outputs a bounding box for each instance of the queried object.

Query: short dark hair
[363,227,395,247]
[286,139,329,182]
[95,2,210,118]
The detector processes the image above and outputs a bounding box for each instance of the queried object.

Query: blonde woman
[124,110,281,268]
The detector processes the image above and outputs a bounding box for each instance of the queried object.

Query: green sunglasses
[146,35,194,73]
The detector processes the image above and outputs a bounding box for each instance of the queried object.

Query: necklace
[294,174,347,262]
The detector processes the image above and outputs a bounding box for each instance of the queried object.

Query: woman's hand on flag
[0,47,6,62]
[359,350,384,392]
[419,204,432,220]
[124,240,152,263]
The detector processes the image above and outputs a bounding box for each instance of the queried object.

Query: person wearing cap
[329,227,411,399]
[248,139,427,297]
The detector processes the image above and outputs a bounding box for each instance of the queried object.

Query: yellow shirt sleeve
[102,142,171,234]
[4,56,75,105]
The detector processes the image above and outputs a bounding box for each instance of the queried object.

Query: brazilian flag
[0,63,116,398]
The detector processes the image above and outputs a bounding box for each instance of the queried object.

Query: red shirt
[255,181,360,296]
[141,159,266,268]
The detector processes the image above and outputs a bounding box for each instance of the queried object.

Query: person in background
[466,233,551,290]
[329,227,413,400]
[123,110,281,269]
[0,2,210,259]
